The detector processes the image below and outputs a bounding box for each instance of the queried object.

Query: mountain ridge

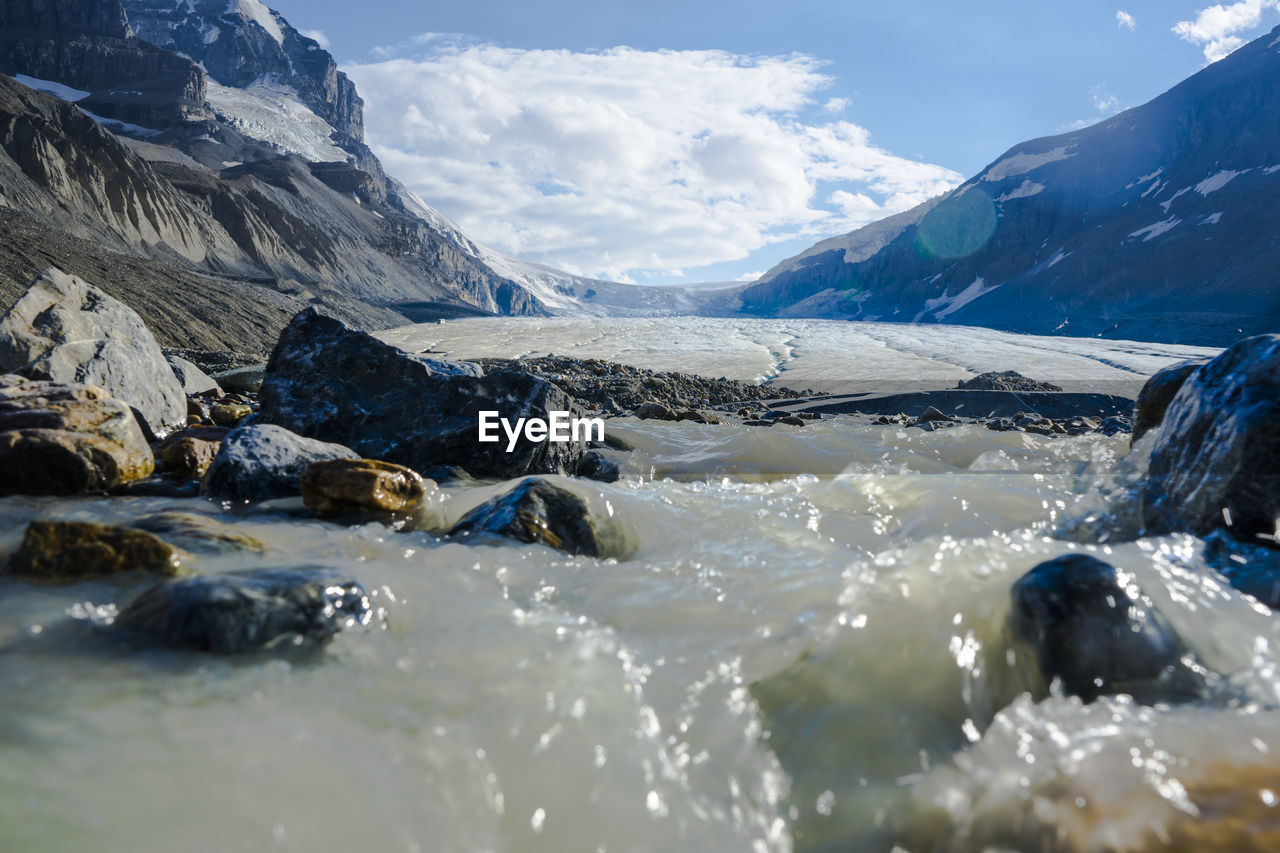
[741,25,1280,347]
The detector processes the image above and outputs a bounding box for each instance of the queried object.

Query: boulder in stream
[257,309,585,479]
[202,423,357,503]
[1008,554,1204,703]
[449,477,606,556]
[112,567,371,654]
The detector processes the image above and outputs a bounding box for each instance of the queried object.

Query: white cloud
[298,28,330,49]
[1116,10,1136,30]
[1173,0,1279,62]
[344,44,960,282]
[823,97,850,113]
[1091,86,1121,114]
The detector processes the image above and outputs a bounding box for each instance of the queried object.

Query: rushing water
[3,411,1279,852]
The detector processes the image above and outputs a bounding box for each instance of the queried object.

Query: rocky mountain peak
[121,0,365,144]
[0,0,132,40]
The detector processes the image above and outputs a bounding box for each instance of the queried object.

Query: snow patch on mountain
[13,75,90,102]
[1201,212,1223,225]
[996,179,1045,202]
[982,146,1076,181]
[1130,217,1182,241]
[923,277,999,320]
[206,79,349,162]
[229,0,283,45]
[1195,169,1246,195]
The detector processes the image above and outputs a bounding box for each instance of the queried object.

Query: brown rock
[6,520,184,581]
[154,437,221,479]
[128,511,264,554]
[210,402,252,427]
[301,458,431,516]
[0,380,153,495]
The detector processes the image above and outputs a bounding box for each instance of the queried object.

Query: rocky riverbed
[2,268,1279,852]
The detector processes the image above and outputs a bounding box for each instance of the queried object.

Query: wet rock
[0,268,186,432]
[1202,531,1280,608]
[128,511,265,554]
[987,417,1016,432]
[420,465,472,485]
[599,432,634,452]
[0,379,153,495]
[449,478,605,556]
[1098,415,1132,436]
[108,477,203,498]
[202,424,357,503]
[301,459,431,516]
[676,408,722,424]
[1008,554,1203,703]
[1132,358,1208,443]
[152,427,228,479]
[956,371,1063,392]
[257,310,585,479]
[209,402,252,427]
[634,402,679,420]
[111,568,371,654]
[1143,335,1280,540]
[6,520,184,581]
[577,450,622,483]
[211,364,266,394]
[742,419,774,427]
[916,406,954,424]
[166,355,221,396]
[774,415,807,427]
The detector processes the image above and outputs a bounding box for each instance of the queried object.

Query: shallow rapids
[2,420,1279,852]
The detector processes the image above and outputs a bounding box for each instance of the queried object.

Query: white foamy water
[1,320,1272,853]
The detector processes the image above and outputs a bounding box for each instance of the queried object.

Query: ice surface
[378,316,1219,391]
[206,79,349,162]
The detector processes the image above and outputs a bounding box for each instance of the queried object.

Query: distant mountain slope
[0,0,687,349]
[740,26,1280,346]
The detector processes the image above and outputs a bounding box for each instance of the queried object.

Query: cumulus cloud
[298,28,330,48]
[344,44,960,282]
[1173,0,1279,62]
[1116,10,1136,30]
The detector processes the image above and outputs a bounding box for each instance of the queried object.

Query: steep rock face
[0,0,206,129]
[743,25,1280,346]
[122,0,363,143]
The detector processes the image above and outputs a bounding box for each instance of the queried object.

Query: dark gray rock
[1143,335,1280,540]
[0,268,188,432]
[577,450,621,483]
[166,355,221,396]
[1008,554,1204,703]
[210,364,264,394]
[633,402,679,421]
[449,478,604,556]
[1131,358,1208,443]
[202,423,357,503]
[1098,415,1132,436]
[257,310,586,480]
[1203,531,1280,608]
[112,567,371,654]
[957,371,1063,392]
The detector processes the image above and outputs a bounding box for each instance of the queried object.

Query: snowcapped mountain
[740,25,1280,347]
[0,0,684,349]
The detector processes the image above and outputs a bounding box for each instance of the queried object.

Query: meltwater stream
[3,416,1279,852]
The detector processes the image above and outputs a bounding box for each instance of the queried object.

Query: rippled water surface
[4,412,1279,853]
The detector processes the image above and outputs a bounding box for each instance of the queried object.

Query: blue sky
[269,0,1280,284]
